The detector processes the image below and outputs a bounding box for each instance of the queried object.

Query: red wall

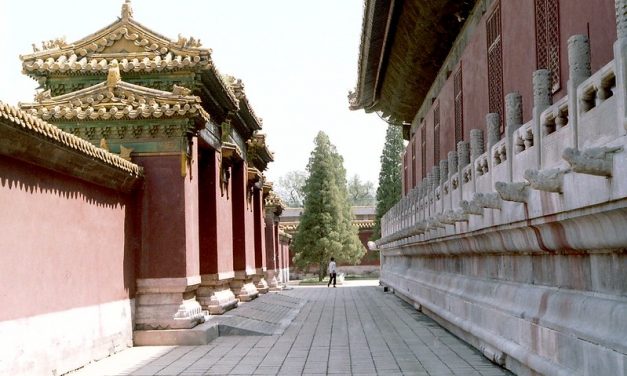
[135,151,200,279]
[0,155,135,321]
[407,0,617,187]
[501,0,535,121]
[231,161,257,273]
[253,190,266,270]
[264,216,277,270]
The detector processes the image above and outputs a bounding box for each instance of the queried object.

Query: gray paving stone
[72,283,513,376]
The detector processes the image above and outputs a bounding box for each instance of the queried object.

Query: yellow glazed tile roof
[0,101,142,177]
[20,65,210,123]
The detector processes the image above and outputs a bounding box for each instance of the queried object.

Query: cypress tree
[292,131,364,281]
[373,125,404,240]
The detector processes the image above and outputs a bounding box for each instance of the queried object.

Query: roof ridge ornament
[121,0,133,21]
[107,62,122,88]
[174,33,202,48]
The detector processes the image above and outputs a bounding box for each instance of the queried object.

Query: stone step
[133,292,305,345]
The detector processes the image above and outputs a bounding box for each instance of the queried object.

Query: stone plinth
[196,274,238,315]
[230,271,259,302]
[135,277,205,331]
[253,269,270,294]
[266,271,282,291]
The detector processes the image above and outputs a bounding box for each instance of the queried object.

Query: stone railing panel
[541,123,574,169]
[578,62,620,149]
[513,120,538,179]
[541,96,569,136]
[474,152,492,194]
[461,164,475,201]
[490,139,509,183]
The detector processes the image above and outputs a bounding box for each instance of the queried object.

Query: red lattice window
[411,137,417,188]
[433,103,440,163]
[535,0,560,93]
[454,66,463,145]
[421,124,426,179]
[487,2,504,135]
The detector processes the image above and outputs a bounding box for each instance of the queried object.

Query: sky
[0,0,388,185]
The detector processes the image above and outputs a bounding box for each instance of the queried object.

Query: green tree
[373,125,404,240]
[347,174,375,206]
[274,170,307,207]
[292,132,365,280]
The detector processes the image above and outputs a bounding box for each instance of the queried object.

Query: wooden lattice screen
[535,0,560,93]
[421,124,426,180]
[487,2,504,134]
[433,103,440,163]
[454,66,464,144]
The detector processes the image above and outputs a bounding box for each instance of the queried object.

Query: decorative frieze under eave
[220,141,243,164]
[246,133,274,172]
[19,65,209,124]
[264,189,286,217]
[247,167,263,183]
[354,220,375,230]
[278,223,298,234]
[222,75,263,136]
[0,101,142,192]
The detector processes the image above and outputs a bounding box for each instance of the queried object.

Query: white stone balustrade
[378,35,627,253]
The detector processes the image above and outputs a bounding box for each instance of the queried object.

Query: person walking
[327,257,337,288]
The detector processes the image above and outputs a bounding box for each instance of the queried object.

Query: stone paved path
[72,281,513,376]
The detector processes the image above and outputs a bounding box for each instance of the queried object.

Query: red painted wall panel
[558,0,616,101]
[231,161,247,272]
[0,155,135,321]
[199,148,218,275]
[463,18,489,139]
[439,76,456,174]
[501,0,535,123]
[215,155,234,275]
[253,190,266,270]
[264,216,276,270]
[135,155,188,278]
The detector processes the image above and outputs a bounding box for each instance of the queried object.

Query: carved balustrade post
[448,151,458,179]
[457,141,470,169]
[533,69,551,169]
[439,160,448,185]
[568,35,591,148]
[505,92,523,181]
[486,113,501,151]
[425,172,433,216]
[432,166,441,215]
[431,166,440,192]
[470,129,485,162]
[615,0,627,132]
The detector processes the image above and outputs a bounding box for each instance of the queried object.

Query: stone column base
[255,278,269,294]
[135,277,206,330]
[253,268,269,294]
[265,270,283,291]
[197,274,238,315]
[230,271,259,302]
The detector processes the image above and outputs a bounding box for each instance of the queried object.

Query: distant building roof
[279,206,375,234]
